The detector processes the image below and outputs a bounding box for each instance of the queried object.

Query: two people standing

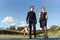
[26,6,48,39]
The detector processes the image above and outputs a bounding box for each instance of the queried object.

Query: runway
[0,38,60,40]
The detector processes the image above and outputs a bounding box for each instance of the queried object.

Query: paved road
[0,38,60,40]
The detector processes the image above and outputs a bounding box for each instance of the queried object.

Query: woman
[39,7,48,38]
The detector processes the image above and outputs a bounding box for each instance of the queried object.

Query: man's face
[30,7,34,11]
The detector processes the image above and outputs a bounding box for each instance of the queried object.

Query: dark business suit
[26,11,37,38]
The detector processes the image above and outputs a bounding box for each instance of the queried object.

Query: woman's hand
[26,21,28,24]
[45,15,48,20]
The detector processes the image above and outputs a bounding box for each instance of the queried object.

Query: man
[26,6,37,39]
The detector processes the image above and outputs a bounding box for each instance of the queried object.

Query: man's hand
[35,21,37,24]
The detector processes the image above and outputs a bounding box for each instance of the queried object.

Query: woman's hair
[40,7,47,17]
[41,7,47,12]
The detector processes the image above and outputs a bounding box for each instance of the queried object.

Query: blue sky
[0,0,60,30]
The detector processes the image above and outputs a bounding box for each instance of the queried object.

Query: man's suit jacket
[26,11,37,24]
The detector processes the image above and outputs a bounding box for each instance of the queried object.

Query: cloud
[19,24,26,27]
[2,16,17,25]
[19,21,29,27]
[10,23,16,26]
[20,23,29,27]
[20,21,26,24]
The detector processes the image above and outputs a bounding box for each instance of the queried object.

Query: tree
[17,26,24,30]
[50,25,59,30]
[10,25,16,30]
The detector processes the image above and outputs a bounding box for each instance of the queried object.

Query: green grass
[37,29,60,38]
[48,30,60,38]
[0,29,60,38]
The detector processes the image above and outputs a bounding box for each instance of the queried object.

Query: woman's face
[41,8,45,13]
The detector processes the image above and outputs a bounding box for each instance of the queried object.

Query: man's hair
[30,6,34,9]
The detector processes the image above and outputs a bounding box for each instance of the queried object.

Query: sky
[0,0,60,30]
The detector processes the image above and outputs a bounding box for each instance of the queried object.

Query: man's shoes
[29,37,32,39]
[34,36,36,38]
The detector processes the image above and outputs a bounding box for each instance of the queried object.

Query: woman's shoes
[44,36,48,39]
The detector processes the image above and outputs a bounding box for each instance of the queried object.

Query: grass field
[0,29,60,38]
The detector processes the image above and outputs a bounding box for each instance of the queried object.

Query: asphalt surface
[0,38,60,40]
